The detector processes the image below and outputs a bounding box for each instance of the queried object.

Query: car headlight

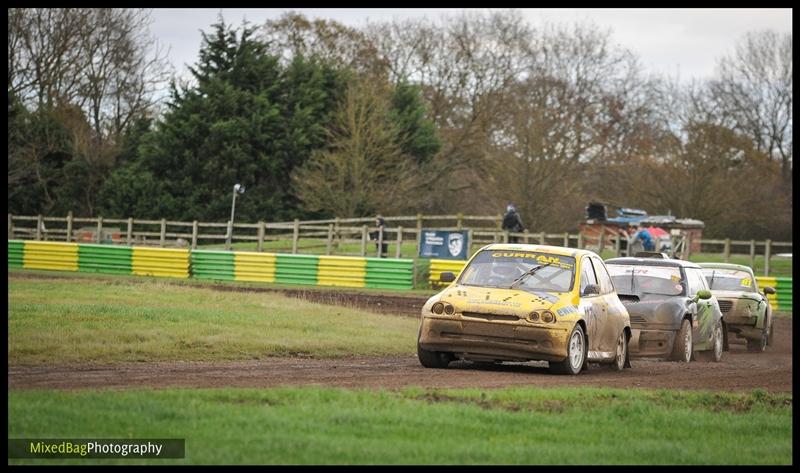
[528,311,539,322]
[443,303,455,315]
[432,302,444,314]
[541,310,556,323]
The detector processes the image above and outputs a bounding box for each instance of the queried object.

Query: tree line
[7,9,792,240]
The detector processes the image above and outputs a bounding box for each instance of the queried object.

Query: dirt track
[9,317,792,392]
[8,273,793,392]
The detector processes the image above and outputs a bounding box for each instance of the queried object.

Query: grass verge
[8,277,418,364]
[8,386,792,464]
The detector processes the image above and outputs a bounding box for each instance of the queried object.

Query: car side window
[591,257,615,294]
[580,257,598,294]
[685,268,708,294]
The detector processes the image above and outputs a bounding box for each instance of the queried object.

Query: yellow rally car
[417,244,632,375]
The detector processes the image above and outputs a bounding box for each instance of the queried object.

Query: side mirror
[696,289,712,300]
[582,284,600,296]
[763,286,776,295]
[439,272,456,283]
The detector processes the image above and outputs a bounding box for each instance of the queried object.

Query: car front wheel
[549,324,586,375]
[417,343,454,368]
[670,318,693,363]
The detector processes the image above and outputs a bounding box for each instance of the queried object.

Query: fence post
[723,238,731,263]
[255,221,264,252]
[685,232,693,260]
[8,213,13,240]
[598,226,606,254]
[615,233,622,257]
[377,226,384,258]
[325,224,333,255]
[361,225,367,256]
[577,232,584,249]
[292,219,300,254]
[764,239,771,276]
[334,217,340,249]
[65,211,73,242]
[36,214,43,240]
[467,229,474,256]
[524,229,530,244]
[456,213,463,230]
[395,226,403,259]
[749,239,756,269]
[127,218,133,246]
[416,214,423,256]
[192,221,199,250]
[539,231,545,245]
[563,232,569,247]
[160,218,167,248]
[495,214,502,230]
[503,230,509,243]
[96,216,103,243]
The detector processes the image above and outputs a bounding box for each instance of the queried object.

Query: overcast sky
[150,8,792,82]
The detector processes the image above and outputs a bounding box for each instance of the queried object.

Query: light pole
[226,183,245,250]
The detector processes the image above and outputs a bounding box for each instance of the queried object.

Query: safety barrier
[429,259,467,287]
[9,240,413,290]
[78,244,132,275]
[756,276,792,312]
[23,241,78,272]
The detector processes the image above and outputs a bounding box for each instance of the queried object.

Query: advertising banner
[418,229,469,260]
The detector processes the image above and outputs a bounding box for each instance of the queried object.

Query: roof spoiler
[634,251,671,259]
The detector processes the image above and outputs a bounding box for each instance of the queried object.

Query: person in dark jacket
[372,215,389,257]
[501,204,525,243]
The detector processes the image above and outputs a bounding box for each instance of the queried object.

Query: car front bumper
[629,326,676,359]
[418,315,570,362]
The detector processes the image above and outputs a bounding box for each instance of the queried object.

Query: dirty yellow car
[417,244,632,375]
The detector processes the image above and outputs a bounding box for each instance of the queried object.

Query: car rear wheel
[747,328,768,353]
[549,324,586,375]
[669,319,693,363]
[767,314,775,346]
[417,343,454,368]
[611,330,628,371]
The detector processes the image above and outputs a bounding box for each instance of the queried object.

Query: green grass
[8,386,792,464]
[8,276,419,364]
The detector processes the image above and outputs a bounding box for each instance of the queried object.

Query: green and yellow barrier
[191,250,235,281]
[756,276,792,312]
[429,259,467,287]
[78,243,132,275]
[131,247,189,279]
[234,252,276,283]
[23,241,78,272]
[8,240,415,290]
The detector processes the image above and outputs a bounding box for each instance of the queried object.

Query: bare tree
[705,31,792,180]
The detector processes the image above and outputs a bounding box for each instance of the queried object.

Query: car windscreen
[458,250,575,293]
[606,264,685,296]
[701,268,755,292]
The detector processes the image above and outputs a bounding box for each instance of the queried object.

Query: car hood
[433,284,576,316]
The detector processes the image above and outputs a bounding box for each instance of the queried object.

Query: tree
[705,31,792,180]
[7,8,170,216]
[291,79,421,217]
[101,19,348,222]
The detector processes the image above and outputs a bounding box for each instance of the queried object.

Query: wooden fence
[7,213,792,275]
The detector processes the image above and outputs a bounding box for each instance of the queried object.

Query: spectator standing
[501,204,525,243]
[632,225,656,252]
[372,215,389,258]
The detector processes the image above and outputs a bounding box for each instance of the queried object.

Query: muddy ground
[8,272,793,392]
